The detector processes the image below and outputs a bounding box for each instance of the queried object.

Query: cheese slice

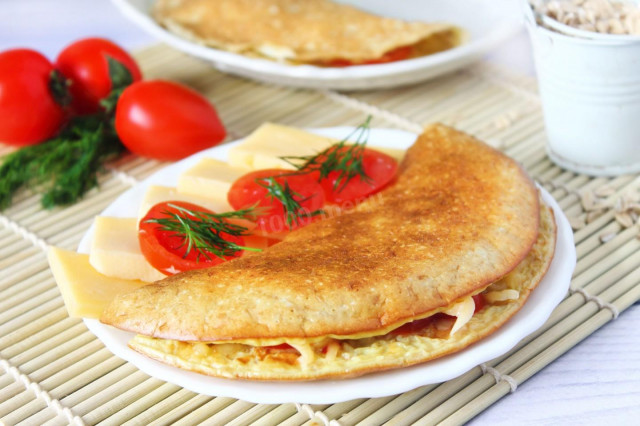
[177,158,246,199]
[443,296,475,335]
[484,289,520,304]
[90,216,166,283]
[136,294,479,371]
[288,341,316,369]
[48,246,148,319]
[228,123,337,170]
[228,123,405,171]
[366,146,405,162]
[138,185,232,220]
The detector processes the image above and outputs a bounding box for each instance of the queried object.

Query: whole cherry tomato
[139,201,246,275]
[56,37,142,114]
[0,49,66,146]
[313,147,398,206]
[115,80,226,161]
[228,169,325,233]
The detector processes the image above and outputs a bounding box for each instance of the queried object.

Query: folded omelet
[101,124,556,380]
[153,0,465,65]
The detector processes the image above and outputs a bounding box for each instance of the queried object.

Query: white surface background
[2,0,639,424]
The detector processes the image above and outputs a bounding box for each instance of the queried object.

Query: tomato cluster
[0,37,225,160]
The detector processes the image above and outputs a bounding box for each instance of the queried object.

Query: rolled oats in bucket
[531,0,640,35]
[525,0,640,175]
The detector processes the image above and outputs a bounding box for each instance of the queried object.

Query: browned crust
[126,204,556,380]
[153,0,464,63]
[101,124,540,341]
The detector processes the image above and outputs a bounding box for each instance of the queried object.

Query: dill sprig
[280,116,374,192]
[144,203,265,262]
[255,176,324,228]
[0,115,124,209]
[0,56,133,210]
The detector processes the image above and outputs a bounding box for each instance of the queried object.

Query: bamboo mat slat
[1,44,639,425]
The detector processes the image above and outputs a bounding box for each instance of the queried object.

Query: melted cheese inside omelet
[131,290,504,377]
[128,202,555,380]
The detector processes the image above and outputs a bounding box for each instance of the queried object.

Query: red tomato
[264,343,294,350]
[139,201,246,274]
[315,147,398,206]
[115,80,226,161]
[472,294,486,313]
[227,169,325,233]
[55,37,142,114]
[323,46,412,67]
[391,313,456,336]
[0,49,66,146]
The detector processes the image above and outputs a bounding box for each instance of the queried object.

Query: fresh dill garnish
[144,203,265,262]
[280,116,374,192]
[0,115,125,210]
[255,176,324,228]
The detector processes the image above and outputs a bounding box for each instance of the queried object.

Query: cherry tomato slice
[55,37,142,115]
[138,201,246,275]
[316,147,398,206]
[227,169,325,233]
[472,294,486,313]
[323,45,412,67]
[0,49,66,146]
[264,343,294,351]
[391,313,456,337]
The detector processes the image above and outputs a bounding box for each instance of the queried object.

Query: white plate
[111,0,522,90]
[80,127,576,404]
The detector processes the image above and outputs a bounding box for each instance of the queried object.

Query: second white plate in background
[111,0,523,90]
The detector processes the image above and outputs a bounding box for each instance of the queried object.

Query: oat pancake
[102,124,546,349]
[153,0,465,64]
[125,202,555,380]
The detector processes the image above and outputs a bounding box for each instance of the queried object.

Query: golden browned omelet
[100,124,555,380]
[153,0,465,65]
[127,203,555,380]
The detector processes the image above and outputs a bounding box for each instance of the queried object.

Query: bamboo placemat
[2,44,639,425]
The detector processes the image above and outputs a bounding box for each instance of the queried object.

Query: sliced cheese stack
[178,158,246,199]
[48,247,148,319]
[90,216,167,283]
[228,123,406,170]
[228,123,337,170]
[138,185,231,220]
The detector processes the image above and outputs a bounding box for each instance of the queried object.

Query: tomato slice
[323,45,413,67]
[472,294,486,313]
[227,169,325,234]
[314,147,398,206]
[138,201,248,275]
[263,343,294,351]
[391,313,456,337]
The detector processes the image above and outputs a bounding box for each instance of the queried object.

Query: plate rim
[81,127,576,404]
